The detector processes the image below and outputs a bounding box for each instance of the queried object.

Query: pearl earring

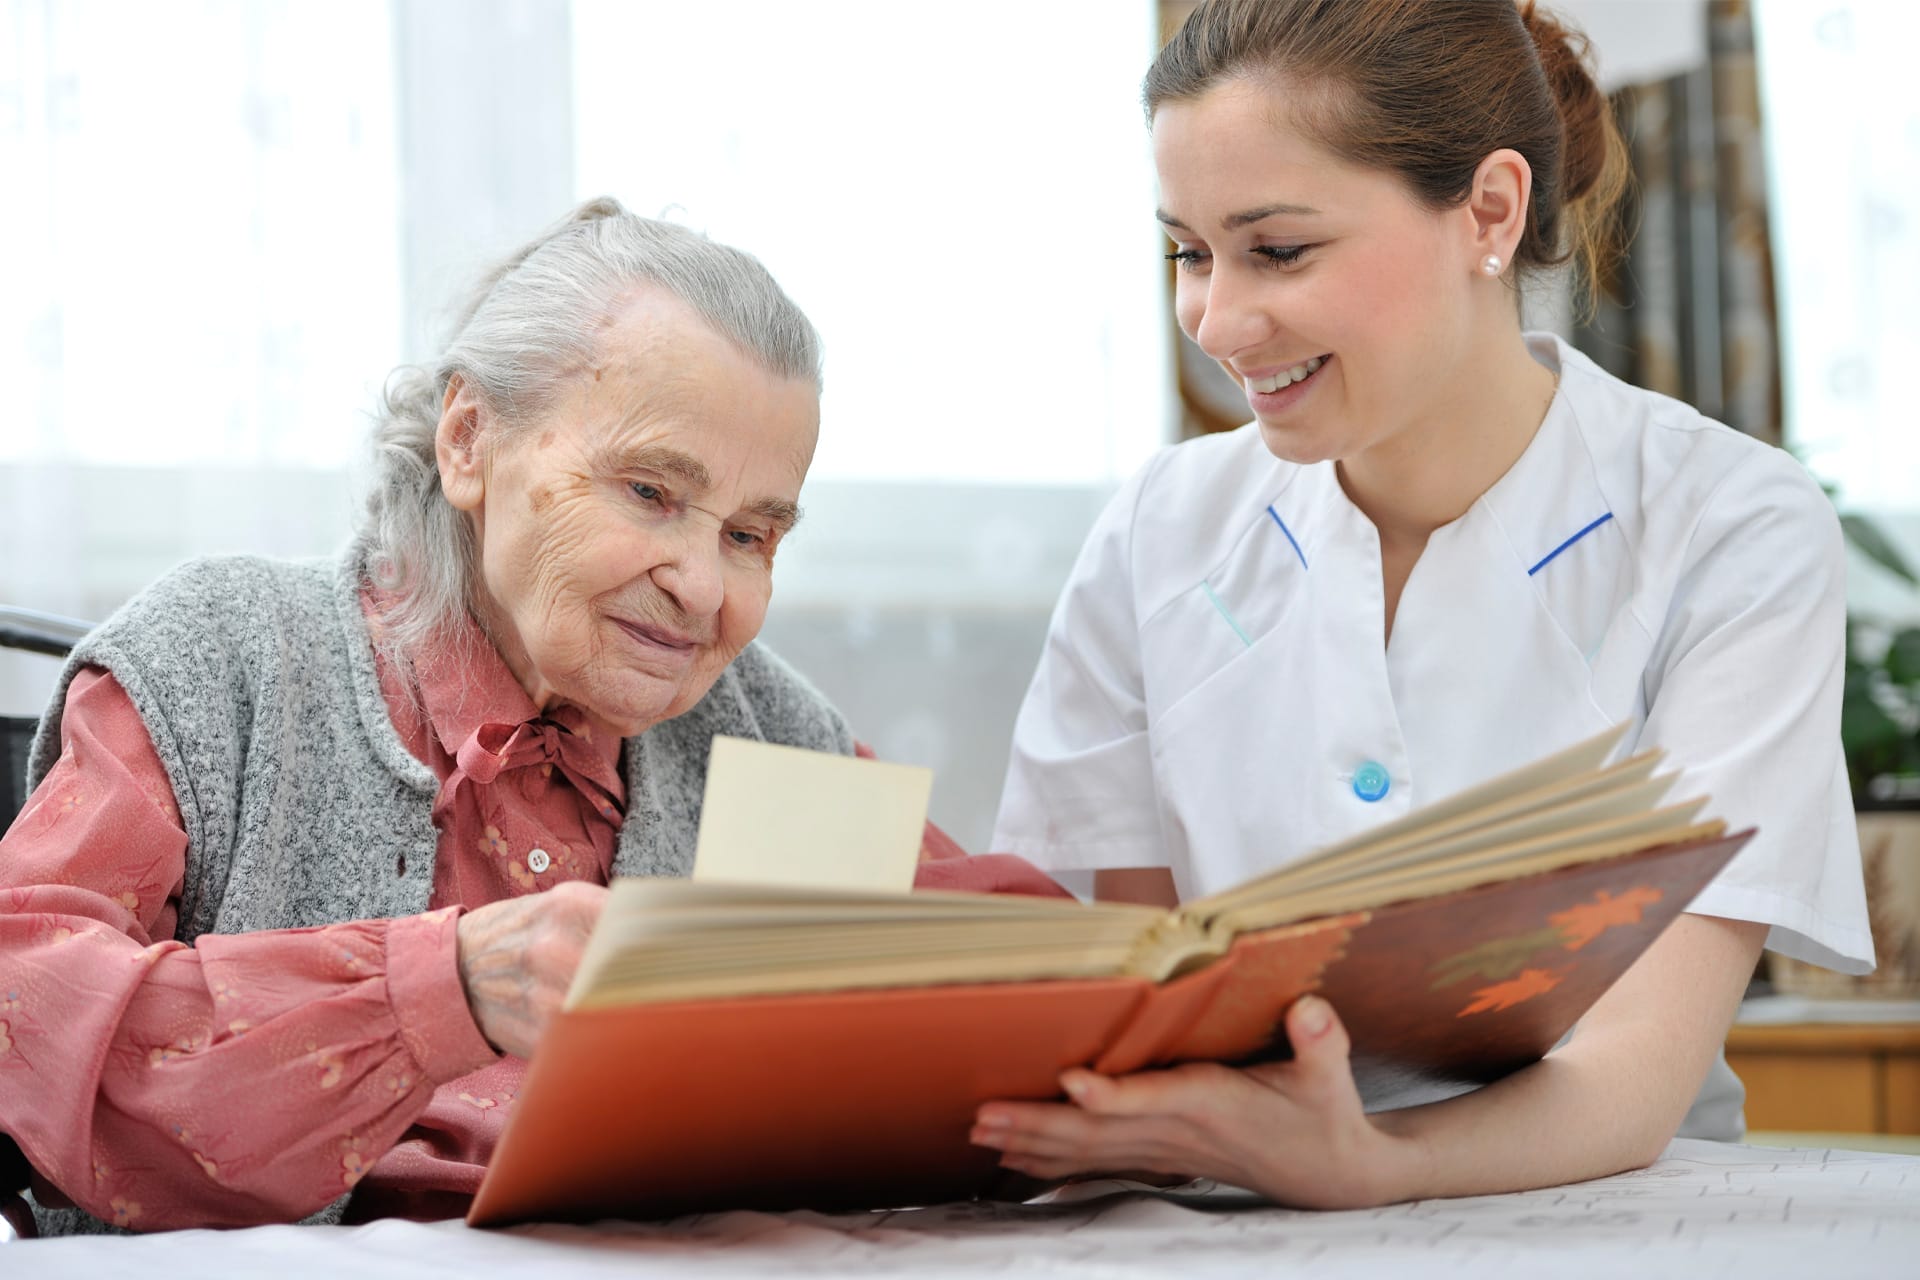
[1480,254,1504,277]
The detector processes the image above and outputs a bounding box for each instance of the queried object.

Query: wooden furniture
[1727,1022,1920,1134]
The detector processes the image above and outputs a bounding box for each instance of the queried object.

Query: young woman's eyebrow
[1156,203,1322,232]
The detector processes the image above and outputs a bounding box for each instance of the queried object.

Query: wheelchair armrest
[0,607,92,659]
[0,1191,33,1240]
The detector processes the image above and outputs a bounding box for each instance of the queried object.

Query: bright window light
[570,0,1170,486]
[1755,0,1920,509]
[0,0,400,468]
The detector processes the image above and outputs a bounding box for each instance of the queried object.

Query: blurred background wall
[3,0,1916,850]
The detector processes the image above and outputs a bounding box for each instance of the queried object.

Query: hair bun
[567,196,629,225]
[1519,1,1615,205]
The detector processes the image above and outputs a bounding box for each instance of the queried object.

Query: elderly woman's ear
[434,374,490,513]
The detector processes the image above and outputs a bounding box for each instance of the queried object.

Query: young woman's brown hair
[1144,0,1629,294]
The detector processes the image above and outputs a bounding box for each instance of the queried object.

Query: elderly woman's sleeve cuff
[386,907,502,1083]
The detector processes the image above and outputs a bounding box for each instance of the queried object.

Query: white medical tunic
[995,334,1873,981]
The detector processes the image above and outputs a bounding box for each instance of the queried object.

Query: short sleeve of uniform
[991,455,1169,872]
[1646,447,1873,973]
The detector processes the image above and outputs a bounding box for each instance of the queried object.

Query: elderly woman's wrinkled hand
[454,881,608,1060]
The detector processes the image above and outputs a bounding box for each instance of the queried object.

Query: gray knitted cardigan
[21,549,855,1234]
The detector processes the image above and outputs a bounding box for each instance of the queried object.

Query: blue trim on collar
[1266,505,1309,570]
[1527,512,1614,577]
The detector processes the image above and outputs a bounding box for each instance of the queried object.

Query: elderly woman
[0,199,899,1234]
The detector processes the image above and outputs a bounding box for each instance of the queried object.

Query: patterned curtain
[1157,1,1248,439]
[1575,0,1780,445]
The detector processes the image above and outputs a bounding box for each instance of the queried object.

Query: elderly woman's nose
[650,534,728,619]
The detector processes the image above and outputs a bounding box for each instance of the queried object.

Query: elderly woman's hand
[454,881,608,1060]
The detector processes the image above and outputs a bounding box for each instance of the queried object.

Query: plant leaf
[1840,514,1920,587]
[1886,628,1920,687]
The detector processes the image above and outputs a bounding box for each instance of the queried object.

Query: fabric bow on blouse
[429,709,625,902]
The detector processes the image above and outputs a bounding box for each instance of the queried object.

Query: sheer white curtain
[571,0,1166,487]
[0,0,401,713]
[0,0,401,472]
[1755,0,1920,510]
[1754,0,1920,625]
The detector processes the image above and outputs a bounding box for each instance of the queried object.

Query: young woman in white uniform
[975,0,1873,1207]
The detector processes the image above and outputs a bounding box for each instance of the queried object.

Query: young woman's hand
[454,881,608,1060]
[968,995,1423,1209]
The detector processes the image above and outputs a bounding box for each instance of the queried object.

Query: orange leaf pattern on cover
[1548,886,1663,951]
[1456,967,1567,1017]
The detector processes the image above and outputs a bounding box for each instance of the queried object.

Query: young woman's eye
[1164,249,1209,272]
[1253,244,1313,267]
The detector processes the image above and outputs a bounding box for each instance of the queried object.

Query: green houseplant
[1839,513,1920,808]
[1769,510,1920,997]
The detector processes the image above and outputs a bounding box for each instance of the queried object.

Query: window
[571,0,1169,486]
[1755,0,1920,509]
[0,0,401,469]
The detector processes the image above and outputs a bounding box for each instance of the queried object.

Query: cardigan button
[527,848,551,874]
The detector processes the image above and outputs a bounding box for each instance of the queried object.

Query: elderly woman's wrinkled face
[437,289,819,737]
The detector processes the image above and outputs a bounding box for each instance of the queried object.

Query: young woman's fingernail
[1294,995,1331,1036]
[974,1109,1011,1130]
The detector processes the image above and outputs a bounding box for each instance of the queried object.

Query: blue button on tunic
[1351,761,1391,802]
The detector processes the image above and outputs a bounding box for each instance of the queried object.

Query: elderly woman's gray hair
[358,196,822,664]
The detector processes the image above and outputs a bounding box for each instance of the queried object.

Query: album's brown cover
[468,829,1749,1226]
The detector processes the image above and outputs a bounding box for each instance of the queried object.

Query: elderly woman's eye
[728,529,765,548]
[630,482,663,503]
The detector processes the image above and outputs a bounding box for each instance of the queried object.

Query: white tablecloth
[16,1140,1920,1279]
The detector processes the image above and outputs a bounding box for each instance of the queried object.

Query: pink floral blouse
[0,595,986,1230]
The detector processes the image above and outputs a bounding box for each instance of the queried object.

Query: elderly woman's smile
[437,287,820,739]
[609,616,701,655]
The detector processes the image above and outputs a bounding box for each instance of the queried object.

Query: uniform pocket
[1138,521,1310,724]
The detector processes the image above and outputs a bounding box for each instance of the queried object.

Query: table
[15,1139,1920,1279]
